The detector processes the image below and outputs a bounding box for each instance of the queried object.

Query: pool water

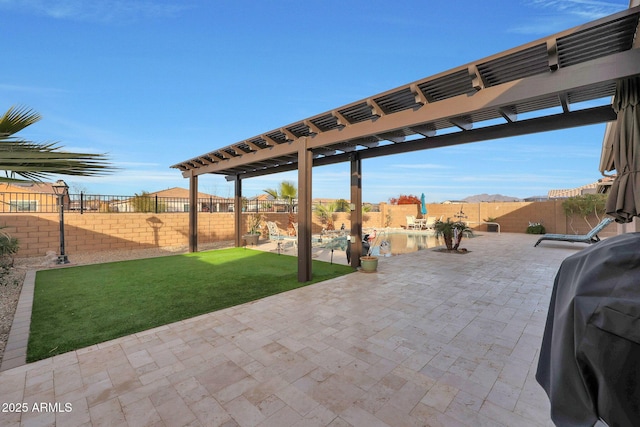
[313,231,445,256]
[369,232,443,256]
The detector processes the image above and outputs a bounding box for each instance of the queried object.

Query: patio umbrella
[605,77,640,223]
[420,193,427,216]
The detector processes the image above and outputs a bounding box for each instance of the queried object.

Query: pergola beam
[222,105,616,181]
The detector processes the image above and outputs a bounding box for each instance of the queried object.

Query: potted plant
[360,252,378,273]
[484,217,499,232]
[243,212,263,246]
[359,235,378,273]
[434,218,472,251]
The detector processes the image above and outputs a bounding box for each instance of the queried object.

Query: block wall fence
[1,200,616,258]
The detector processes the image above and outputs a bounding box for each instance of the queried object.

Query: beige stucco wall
[1,200,616,258]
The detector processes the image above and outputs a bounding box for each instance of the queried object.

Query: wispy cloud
[0,83,67,95]
[509,0,626,34]
[0,0,192,23]
[389,163,451,170]
[531,0,625,20]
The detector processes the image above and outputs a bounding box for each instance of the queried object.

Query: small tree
[131,191,167,213]
[264,181,297,233]
[0,227,18,269]
[314,202,337,230]
[562,194,606,233]
[335,199,350,212]
[246,212,263,235]
[434,218,471,251]
[389,194,421,205]
[264,181,297,213]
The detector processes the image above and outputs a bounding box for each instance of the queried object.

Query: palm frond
[0,106,116,182]
[0,105,41,137]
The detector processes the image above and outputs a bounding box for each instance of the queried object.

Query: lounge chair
[406,215,418,230]
[266,221,297,253]
[423,216,437,231]
[534,217,614,247]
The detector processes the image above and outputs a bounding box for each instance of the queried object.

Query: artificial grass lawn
[28,248,353,362]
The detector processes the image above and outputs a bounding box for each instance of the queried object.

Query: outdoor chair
[406,215,418,230]
[266,221,297,253]
[424,216,437,231]
[534,217,614,247]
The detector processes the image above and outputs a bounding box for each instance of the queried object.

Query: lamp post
[52,180,70,264]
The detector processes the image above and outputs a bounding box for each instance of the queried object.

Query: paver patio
[0,232,580,426]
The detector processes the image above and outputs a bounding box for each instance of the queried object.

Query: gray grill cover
[536,232,640,426]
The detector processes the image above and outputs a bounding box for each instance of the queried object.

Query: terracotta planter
[243,234,260,246]
[360,256,378,273]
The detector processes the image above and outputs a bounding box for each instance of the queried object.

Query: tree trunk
[444,234,453,250]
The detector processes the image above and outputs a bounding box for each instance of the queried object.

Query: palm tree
[263,180,297,213]
[264,180,298,233]
[0,105,114,182]
[314,201,338,230]
[434,218,472,251]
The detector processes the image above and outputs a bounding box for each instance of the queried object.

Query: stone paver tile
[122,396,163,427]
[419,380,459,413]
[196,360,249,395]
[0,370,26,398]
[255,394,286,418]
[117,377,171,407]
[243,376,289,405]
[292,405,337,427]
[411,402,468,427]
[215,376,260,404]
[340,405,390,427]
[276,384,320,416]
[258,404,303,427]
[126,349,155,368]
[223,395,266,427]
[309,375,364,415]
[487,379,521,411]
[149,387,197,426]
[480,399,541,427]
[89,397,126,426]
[53,364,84,396]
[190,396,233,426]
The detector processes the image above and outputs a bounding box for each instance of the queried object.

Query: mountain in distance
[462,193,521,203]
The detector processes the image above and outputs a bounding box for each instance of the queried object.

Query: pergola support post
[234,177,242,247]
[298,138,312,282]
[189,173,198,253]
[350,154,362,268]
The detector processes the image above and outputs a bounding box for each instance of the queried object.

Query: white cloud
[389,163,451,170]
[509,0,626,34]
[0,0,191,23]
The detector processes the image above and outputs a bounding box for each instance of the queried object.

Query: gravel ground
[0,241,233,367]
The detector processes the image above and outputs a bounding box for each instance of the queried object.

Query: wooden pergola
[173,6,640,282]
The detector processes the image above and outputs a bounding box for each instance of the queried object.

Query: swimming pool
[313,230,444,256]
[369,231,443,256]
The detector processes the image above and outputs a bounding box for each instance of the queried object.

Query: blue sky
[0,0,630,202]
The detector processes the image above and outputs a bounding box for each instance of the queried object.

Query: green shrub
[526,223,546,234]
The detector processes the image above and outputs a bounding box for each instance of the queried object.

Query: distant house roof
[0,182,56,194]
[548,178,614,198]
[144,187,218,199]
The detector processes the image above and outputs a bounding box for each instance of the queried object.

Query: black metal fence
[0,192,299,214]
